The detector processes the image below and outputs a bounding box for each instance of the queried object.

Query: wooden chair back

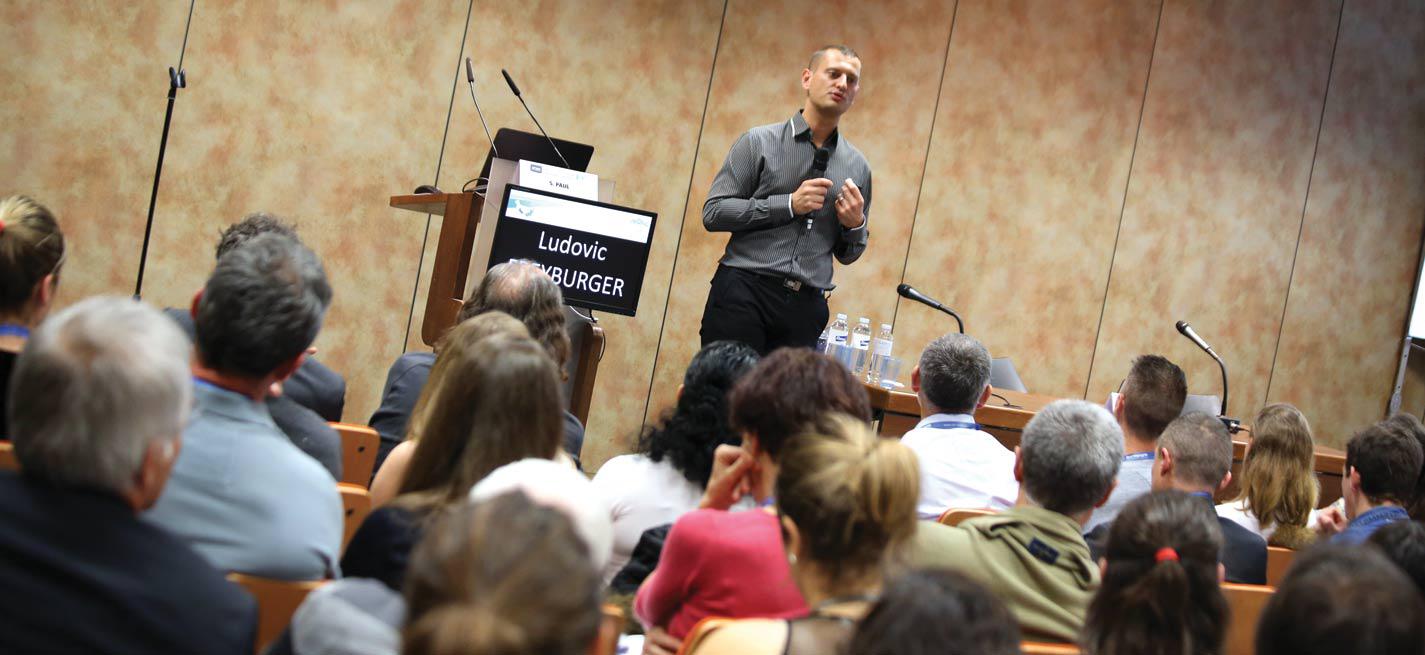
[226,573,326,654]
[676,617,733,655]
[337,483,372,554]
[594,604,626,655]
[937,507,994,526]
[329,422,379,486]
[1265,546,1295,588]
[0,441,16,472]
[1222,582,1274,655]
[1021,642,1081,654]
[569,321,605,427]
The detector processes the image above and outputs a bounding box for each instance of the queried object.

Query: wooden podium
[390,192,480,347]
[388,189,605,425]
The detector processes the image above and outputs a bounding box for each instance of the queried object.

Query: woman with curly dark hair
[591,340,759,581]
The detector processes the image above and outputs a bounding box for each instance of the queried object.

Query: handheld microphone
[897,283,964,333]
[1174,320,1235,429]
[500,68,570,169]
[466,58,498,161]
[805,147,831,230]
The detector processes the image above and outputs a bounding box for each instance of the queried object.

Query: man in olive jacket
[910,400,1123,643]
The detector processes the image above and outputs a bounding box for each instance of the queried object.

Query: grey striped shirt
[701,111,871,290]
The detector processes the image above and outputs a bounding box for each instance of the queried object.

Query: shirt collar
[915,413,979,430]
[790,110,840,148]
[1353,505,1409,527]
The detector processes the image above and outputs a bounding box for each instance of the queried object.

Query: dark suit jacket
[163,307,344,480]
[368,351,586,473]
[1085,497,1268,585]
[0,472,257,654]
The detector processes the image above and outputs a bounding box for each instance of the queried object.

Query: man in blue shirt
[1323,420,1422,545]
[146,233,342,580]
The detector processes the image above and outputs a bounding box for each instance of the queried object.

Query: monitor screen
[489,184,657,316]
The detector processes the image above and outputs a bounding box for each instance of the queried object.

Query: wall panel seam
[1263,0,1347,403]
[890,0,961,329]
[641,0,731,428]
[1082,0,1166,400]
[401,0,477,352]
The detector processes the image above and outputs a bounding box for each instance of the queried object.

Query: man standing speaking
[699,45,871,354]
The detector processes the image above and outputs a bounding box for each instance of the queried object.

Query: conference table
[865,384,1347,507]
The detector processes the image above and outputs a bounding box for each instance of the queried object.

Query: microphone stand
[135,1,195,298]
[938,306,964,334]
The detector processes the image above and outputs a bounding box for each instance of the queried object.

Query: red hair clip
[0,217,6,232]
[1155,547,1179,563]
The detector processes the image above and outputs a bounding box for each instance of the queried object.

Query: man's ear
[977,384,993,410]
[1157,446,1174,478]
[271,351,307,383]
[189,288,204,320]
[1013,446,1024,483]
[910,365,922,394]
[801,67,814,91]
[1217,470,1233,494]
[1114,394,1127,423]
[1093,479,1118,509]
[127,437,181,512]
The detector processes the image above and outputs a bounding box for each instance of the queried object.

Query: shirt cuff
[772,193,795,224]
[841,215,868,232]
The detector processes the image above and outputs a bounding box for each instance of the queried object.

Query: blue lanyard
[926,420,980,431]
[0,324,30,339]
[1123,452,1155,462]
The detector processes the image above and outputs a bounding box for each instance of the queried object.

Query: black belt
[728,266,823,296]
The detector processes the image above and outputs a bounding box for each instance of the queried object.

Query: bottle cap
[836,313,847,319]
[858,317,870,323]
[881,324,892,331]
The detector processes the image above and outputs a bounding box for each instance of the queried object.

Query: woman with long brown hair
[1215,403,1318,548]
[343,321,565,591]
[0,195,65,437]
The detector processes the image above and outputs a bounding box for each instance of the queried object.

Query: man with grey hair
[902,332,1018,518]
[146,233,343,581]
[911,400,1123,643]
[368,259,585,470]
[1136,412,1266,584]
[0,297,256,654]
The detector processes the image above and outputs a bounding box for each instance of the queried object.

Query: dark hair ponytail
[1082,491,1228,655]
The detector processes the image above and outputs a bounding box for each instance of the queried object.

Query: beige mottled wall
[1266,0,1425,444]
[5,1,1423,465]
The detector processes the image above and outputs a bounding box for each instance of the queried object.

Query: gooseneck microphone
[501,68,570,169]
[897,284,964,333]
[1175,320,1236,429]
[805,147,830,229]
[465,57,498,160]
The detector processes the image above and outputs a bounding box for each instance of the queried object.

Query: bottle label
[852,333,871,349]
[873,338,892,357]
[831,330,849,345]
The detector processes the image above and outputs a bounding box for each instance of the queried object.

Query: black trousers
[699,265,830,355]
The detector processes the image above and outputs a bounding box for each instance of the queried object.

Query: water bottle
[868,323,894,383]
[851,317,873,376]
[828,313,850,346]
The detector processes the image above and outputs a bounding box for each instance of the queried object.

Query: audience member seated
[1110,412,1266,584]
[1081,490,1228,655]
[1318,420,1423,544]
[688,414,919,655]
[343,326,564,591]
[367,313,532,507]
[281,458,612,655]
[403,492,610,655]
[634,349,871,644]
[0,195,64,438]
[901,333,1017,518]
[0,297,256,654]
[1083,355,1186,533]
[1369,519,1425,598]
[845,569,1021,655]
[369,260,584,470]
[145,233,342,580]
[1256,544,1425,655]
[1383,413,1425,520]
[1215,403,1318,549]
[591,340,760,581]
[910,399,1122,643]
[164,212,346,478]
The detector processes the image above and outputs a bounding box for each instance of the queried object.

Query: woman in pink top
[635,349,873,643]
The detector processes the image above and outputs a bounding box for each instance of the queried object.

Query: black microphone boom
[897,283,963,333]
[466,57,498,160]
[1175,320,1231,421]
[500,68,570,169]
